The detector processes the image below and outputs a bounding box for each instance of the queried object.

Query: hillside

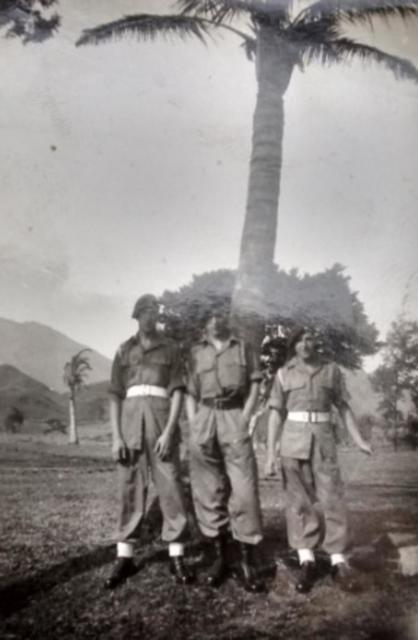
[0,318,111,392]
[0,364,65,425]
[59,381,110,424]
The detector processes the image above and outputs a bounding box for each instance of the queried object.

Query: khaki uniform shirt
[109,333,184,449]
[187,336,262,401]
[269,357,350,460]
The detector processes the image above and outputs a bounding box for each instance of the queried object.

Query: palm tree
[77,1,418,346]
[0,0,59,42]
[63,349,92,445]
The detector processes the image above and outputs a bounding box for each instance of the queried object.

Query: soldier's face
[295,332,315,360]
[206,313,229,338]
[138,306,159,332]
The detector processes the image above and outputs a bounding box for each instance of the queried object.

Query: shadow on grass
[0,497,170,619]
[0,543,115,618]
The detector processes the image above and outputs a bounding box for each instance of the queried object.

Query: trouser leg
[281,456,321,552]
[189,437,229,539]
[221,437,263,545]
[311,444,349,555]
[105,450,147,589]
[116,448,149,544]
[148,444,189,543]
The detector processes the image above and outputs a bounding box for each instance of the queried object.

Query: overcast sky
[0,0,417,368]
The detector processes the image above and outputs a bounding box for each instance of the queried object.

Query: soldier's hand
[264,455,278,478]
[112,437,128,463]
[359,440,372,456]
[154,432,172,461]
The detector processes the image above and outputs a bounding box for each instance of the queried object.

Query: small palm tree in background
[77,0,418,346]
[63,349,92,445]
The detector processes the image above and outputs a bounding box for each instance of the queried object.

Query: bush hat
[131,294,159,319]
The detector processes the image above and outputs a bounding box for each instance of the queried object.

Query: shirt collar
[132,331,166,351]
[199,333,240,347]
[287,355,326,373]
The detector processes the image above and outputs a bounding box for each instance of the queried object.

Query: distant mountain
[63,381,110,424]
[0,318,111,392]
[0,364,65,423]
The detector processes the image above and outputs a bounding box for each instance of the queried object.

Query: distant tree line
[371,317,418,450]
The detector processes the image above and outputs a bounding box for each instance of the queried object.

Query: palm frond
[177,0,292,25]
[295,0,418,29]
[76,13,209,47]
[299,36,418,82]
[240,34,257,59]
[177,0,248,23]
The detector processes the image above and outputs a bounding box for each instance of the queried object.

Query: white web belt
[287,411,331,423]
[126,384,169,399]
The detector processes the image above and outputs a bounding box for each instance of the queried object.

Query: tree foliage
[63,349,92,398]
[0,0,59,42]
[76,0,418,85]
[371,316,418,418]
[159,264,379,368]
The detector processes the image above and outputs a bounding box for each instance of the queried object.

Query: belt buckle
[214,398,224,409]
[308,411,314,423]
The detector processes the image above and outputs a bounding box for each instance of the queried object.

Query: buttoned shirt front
[187,335,262,401]
[109,333,184,450]
[269,356,351,459]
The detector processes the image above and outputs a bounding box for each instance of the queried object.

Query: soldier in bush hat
[185,303,265,593]
[265,326,372,594]
[105,293,194,589]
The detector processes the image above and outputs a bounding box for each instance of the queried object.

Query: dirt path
[0,439,417,639]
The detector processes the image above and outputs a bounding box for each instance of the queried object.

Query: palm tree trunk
[68,392,79,445]
[231,25,295,349]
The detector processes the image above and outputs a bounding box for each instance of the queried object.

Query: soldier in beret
[266,327,372,593]
[185,303,264,592]
[105,294,194,589]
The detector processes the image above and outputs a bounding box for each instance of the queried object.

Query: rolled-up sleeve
[108,349,126,399]
[167,345,186,396]
[245,342,263,383]
[332,365,351,409]
[268,370,285,412]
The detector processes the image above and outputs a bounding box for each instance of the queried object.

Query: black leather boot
[295,561,316,593]
[206,536,229,587]
[237,543,265,593]
[169,556,195,585]
[104,558,136,589]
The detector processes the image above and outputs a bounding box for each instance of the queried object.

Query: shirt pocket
[283,377,307,409]
[220,348,247,390]
[221,361,247,390]
[316,381,334,409]
[195,363,216,391]
[146,352,171,385]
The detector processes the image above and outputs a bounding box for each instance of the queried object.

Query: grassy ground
[0,430,417,640]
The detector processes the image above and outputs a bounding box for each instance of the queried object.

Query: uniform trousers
[189,405,262,545]
[281,429,349,554]
[116,396,188,543]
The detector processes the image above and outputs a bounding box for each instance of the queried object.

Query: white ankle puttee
[298,548,315,564]
[330,553,346,566]
[169,543,184,557]
[117,542,134,558]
